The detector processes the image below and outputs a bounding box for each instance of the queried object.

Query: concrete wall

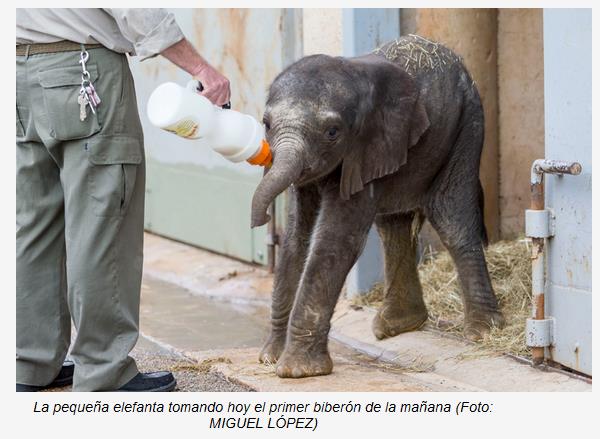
[131,9,297,263]
[401,8,500,242]
[497,9,544,238]
[303,9,343,55]
[402,8,545,241]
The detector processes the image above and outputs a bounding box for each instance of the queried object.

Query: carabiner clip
[79,50,89,70]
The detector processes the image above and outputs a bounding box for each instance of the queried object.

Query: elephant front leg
[275,186,376,378]
[259,185,320,364]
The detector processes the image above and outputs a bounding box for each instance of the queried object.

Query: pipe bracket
[525,209,554,238]
[526,318,554,347]
[265,233,279,246]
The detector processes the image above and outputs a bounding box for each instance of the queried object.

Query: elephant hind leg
[425,123,504,341]
[372,211,428,340]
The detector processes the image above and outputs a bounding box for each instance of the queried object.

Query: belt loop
[25,44,30,59]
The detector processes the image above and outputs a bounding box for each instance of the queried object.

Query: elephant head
[250,53,430,227]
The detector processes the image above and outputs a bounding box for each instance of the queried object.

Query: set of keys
[77,50,102,122]
[77,84,101,122]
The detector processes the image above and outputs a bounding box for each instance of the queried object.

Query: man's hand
[191,63,231,107]
[161,38,231,106]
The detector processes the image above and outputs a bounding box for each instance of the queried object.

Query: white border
[3,1,597,437]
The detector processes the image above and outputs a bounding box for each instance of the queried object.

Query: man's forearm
[160,38,208,76]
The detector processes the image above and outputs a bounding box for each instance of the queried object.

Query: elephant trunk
[251,144,304,228]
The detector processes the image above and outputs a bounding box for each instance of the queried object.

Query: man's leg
[61,134,145,391]
[16,53,71,387]
[16,138,71,386]
[56,49,146,391]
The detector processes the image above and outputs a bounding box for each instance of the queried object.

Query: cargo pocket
[39,65,102,140]
[86,136,143,217]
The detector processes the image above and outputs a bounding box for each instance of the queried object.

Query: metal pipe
[266,198,279,274]
[528,159,581,365]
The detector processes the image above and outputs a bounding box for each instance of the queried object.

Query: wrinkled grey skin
[252,36,505,378]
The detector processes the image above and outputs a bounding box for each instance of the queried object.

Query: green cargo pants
[16,45,145,391]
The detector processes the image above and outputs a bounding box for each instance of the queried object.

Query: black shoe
[16,360,75,392]
[117,372,177,392]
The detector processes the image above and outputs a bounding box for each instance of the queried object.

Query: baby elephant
[252,35,504,378]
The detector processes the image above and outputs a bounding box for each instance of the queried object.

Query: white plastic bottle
[146,81,272,166]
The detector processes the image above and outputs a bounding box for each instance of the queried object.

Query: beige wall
[403,8,544,242]
[402,8,501,242]
[302,9,343,56]
[497,9,544,238]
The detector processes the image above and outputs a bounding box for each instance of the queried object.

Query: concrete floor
[140,276,269,352]
[138,268,434,391]
[134,233,591,392]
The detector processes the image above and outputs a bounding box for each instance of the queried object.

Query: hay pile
[355,239,532,358]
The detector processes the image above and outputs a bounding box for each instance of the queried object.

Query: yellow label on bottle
[164,118,199,139]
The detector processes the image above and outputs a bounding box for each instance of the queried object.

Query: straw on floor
[354,238,532,358]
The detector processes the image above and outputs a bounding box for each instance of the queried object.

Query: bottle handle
[186,80,231,109]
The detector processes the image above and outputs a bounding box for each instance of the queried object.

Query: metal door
[129,9,299,263]
[543,9,592,375]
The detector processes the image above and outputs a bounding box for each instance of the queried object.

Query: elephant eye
[326,126,339,141]
[263,118,271,131]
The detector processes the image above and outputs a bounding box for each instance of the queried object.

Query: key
[85,84,101,108]
[78,92,89,121]
[82,86,95,114]
[84,87,96,114]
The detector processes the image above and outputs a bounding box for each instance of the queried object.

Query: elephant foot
[259,333,286,364]
[372,305,428,340]
[275,349,333,378]
[463,310,505,341]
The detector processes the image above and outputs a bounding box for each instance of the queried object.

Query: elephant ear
[340,59,430,200]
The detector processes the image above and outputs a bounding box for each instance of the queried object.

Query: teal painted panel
[144,158,267,263]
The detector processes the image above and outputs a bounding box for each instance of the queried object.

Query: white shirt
[16,8,184,60]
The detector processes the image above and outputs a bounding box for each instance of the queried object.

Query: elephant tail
[478,181,489,247]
